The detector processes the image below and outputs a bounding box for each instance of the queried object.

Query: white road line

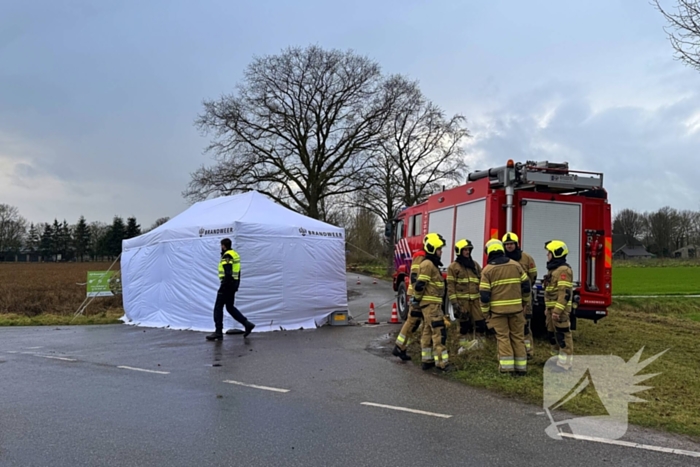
[6,351,18,354]
[25,346,43,350]
[222,380,290,393]
[37,355,77,362]
[559,433,700,458]
[117,366,170,375]
[361,402,452,419]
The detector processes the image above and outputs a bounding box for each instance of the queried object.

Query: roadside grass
[0,308,124,326]
[347,262,393,281]
[612,267,700,295]
[405,297,700,439]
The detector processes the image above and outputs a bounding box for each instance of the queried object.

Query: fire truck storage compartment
[520,200,582,284]
[455,199,486,258]
[428,207,455,267]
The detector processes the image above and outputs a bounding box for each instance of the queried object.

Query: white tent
[120,191,348,333]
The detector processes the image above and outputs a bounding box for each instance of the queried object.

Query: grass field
[613,267,700,295]
[404,297,700,439]
[0,262,123,325]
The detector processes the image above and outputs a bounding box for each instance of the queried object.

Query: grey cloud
[470,82,700,212]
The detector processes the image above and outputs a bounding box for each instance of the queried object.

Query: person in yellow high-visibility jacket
[206,238,256,341]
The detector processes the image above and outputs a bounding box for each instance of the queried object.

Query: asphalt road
[1,273,699,466]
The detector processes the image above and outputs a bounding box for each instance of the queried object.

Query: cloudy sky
[1,0,698,227]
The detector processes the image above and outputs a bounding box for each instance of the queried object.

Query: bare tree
[345,206,383,264]
[643,206,680,256]
[675,209,696,248]
[613,208,644,245]
[0,204,27,257]
[375,75,469,214]
[653,0,700,72]
[184,45,394,221]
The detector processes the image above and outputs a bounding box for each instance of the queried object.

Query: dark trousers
[213,284,247,332]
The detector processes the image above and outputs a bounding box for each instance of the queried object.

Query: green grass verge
[0,309,124,326]
[405,298,700,439]
[613,267,700,295]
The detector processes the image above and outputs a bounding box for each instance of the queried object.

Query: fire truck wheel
[397,282,408,321]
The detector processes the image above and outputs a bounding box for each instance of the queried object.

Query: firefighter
[502,232,538,359]
[446,239,485,353]
[412,232,451,371]
[392,248,427,361]
[206,238,256,341]
[479,239,530,376]
[543,240,574,371]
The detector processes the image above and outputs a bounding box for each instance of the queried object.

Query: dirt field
[0,262,123,316]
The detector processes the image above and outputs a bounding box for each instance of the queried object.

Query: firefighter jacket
[518,251,538,284]
[407,251,426,297]
[479,255,530,315]
[543,262,574,316]
[446,259,482,304]
[413,255,444,306]
[218,249,241,289]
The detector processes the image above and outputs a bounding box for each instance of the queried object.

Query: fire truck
[388,160,612,334]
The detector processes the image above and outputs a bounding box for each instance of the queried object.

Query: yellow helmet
[454,238,474,256]
[502,232,519,244]
[484,239,505,256]
[423,232,446,255]
[545,240,568,258]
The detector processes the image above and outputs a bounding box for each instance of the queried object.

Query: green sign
[87,271,120,297]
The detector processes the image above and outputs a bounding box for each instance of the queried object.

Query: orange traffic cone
[357,276,361,285]
[388,303,400,324]
[372,278,377,284]
[366,302,378,325]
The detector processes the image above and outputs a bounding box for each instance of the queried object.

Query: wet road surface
[1,274,699,466]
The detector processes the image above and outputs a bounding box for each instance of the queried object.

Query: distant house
[673,245,697,259]
[614,245,655,260]
[612,234,654,260]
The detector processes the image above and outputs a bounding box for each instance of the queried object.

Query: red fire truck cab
[389,160,612,334]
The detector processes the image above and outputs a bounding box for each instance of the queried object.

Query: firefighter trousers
[454,300,487,348]
[395,307,424,351]
[420,303,449,369]
[546,309,573,370]
[489,311,527,373]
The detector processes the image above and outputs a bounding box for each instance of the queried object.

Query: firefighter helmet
[423,232,446,255]
[485,239,505,256]
[545,240,568,258]
[502,232,519,245]
[454,238,473,256]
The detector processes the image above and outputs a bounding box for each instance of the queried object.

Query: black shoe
[421,362,435,371]
[512,372,527,378]
[243,321,255,337]
[225,328,243,335]
[392,345,411,361]
[206,332,223,341]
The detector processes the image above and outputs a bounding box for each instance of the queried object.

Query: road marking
[37,355,77,362]
[361,402,452,419]
[25,346,43,350]
[222,380,290,393]
[117,366,170,375]
[6,351,18,354]
[559,433,700,458]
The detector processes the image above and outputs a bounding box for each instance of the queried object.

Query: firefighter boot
[392,345,412,361]
[243,320,256,337]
